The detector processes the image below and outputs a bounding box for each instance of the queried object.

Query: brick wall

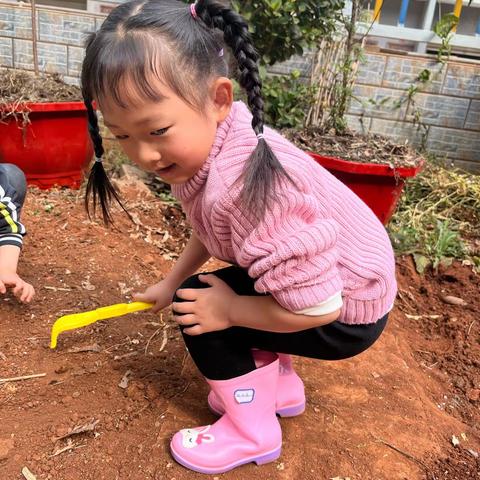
[1,3,479,172]
[349,51,480,172]
[0,3,102,84]
[273,49,480,173]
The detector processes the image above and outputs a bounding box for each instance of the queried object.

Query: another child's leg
[0,164,27,212]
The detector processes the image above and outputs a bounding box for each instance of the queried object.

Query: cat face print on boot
[180,426,214,449]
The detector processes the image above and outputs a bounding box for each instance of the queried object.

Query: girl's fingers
[174,314,197,327]
[25,286,34,303]
[198,274,222,287]
[20,286,28,303]
[172,301,194,314]
[182,324,203,336]
[0,281,5,294]
[133,292,148,302]
[25,285,34,303]
[176,288,198,301]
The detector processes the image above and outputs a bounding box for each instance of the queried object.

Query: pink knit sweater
[172,102,397,325]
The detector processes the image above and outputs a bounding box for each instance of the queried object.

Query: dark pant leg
[0,164,27,213]
[173,266,388,380]
[173,267,259,380]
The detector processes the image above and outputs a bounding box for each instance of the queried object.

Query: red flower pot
[308,152,424,225]
[0,102,93,189]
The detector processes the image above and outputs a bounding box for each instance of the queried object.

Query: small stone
[468,449,479,459]
[145,384,159,401]
[440,295,467,306]
[144,255,156,265]
[0,437,14,461]
[467,388,479,402]
[125,382,145,402]
[72,391,81,398]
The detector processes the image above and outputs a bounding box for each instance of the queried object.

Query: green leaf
[413,254,431,274]
[433,13,459,39]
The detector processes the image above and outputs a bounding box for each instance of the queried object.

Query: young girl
[81,0,397,474]
[0,163,35,303]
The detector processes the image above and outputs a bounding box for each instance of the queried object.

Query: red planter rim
[1,101,86,114]
[308,152,424,178]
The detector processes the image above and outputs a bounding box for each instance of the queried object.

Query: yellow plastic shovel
[50,302,153,349]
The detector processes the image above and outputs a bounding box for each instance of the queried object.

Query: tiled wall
[351,52,480,172]
[271,49,480,172]
[0,4,102,84]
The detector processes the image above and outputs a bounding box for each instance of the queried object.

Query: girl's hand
[133,279,178,313]
[0,272,35,303]
[172,274,236,335]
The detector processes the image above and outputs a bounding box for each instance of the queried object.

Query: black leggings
[173,266,388,380]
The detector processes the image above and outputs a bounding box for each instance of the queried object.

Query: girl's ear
[210,77,233,122]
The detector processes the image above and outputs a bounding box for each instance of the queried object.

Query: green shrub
[262,70,316,129]
[180,1,345,67]
[232,1,345,66]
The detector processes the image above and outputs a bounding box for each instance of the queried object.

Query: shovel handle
[50,302,153,349]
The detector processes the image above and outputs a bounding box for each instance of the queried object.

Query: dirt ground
[0,182,479,480]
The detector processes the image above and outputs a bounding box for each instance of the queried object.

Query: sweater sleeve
[224,187,344,313]
[0,168,27,249]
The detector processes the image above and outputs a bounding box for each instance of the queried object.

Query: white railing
[349,0,480,52]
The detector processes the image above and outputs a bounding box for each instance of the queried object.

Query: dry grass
[283,126,423,168]
[0,68,81,123]
[389,159,480,270]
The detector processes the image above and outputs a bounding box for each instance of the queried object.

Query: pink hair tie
[190,3,197,19]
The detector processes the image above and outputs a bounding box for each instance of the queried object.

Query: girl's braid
[85,99,105,159]
[83,98,127,224]
[195,0,264,135]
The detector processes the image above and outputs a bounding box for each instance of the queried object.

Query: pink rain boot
[170,359,282,474]
[208,351,305,417]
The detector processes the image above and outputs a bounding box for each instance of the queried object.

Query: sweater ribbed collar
[172,101,239,203]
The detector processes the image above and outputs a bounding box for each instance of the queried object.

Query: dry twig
[50,438,86,457]
[21,467,37,480]
[67,344,102,354]
[55,419,100,441]
[0,373,46,384]
[376,438,428,469]
[467,320,476,337]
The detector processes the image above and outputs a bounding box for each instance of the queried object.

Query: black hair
[81,0,294,224]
